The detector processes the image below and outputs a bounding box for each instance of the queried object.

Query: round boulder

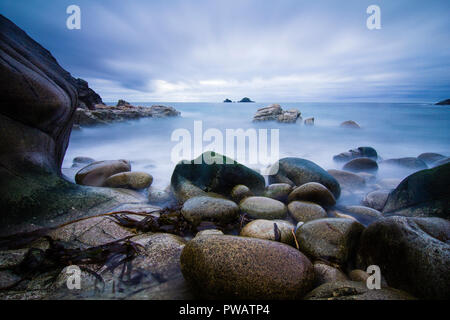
[239,196,287,220]
[340,120,360,129]
[75,160,131,187]
[357,216,450,299]
[240,219,295,245]
[263,183,293,203]
[288,201,327,222]
[180,235,315,299]
[296,218,365,266]
[313,262,348,286]
[181,196,239,225]
[361,190,389,211]
[231,185,253,203]
[327,169,366,190]
[343,158,378,174]
[417,152,446,166]
[268,158,340,198]
[288,182,336,207]
[103,171,153,190]
[381,157,427,170]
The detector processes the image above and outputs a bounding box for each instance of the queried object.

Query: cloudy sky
[1,0,449,102]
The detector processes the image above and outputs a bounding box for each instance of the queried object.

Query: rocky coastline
[0,14,449,301]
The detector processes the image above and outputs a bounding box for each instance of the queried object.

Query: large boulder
[0,15,146,233]
[171,151,266,202]
[180,235,315,299]
[417,153,446,166]
[268,158,341,198]
[295,218,365,267]
[239,196,287,220]
[181,196,239,225]
[75,160,131,187]
[381,157,427,170]
[357,216,450,299]
[382,163,450,218]
[343,158,378,174]
[327,169,366,190]
[287,182,336,207]
[240,219,295,245]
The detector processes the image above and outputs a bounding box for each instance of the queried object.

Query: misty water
[63,102,449,205]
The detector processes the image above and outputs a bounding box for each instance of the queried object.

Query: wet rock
[47,215,138,247]
[103,171,153,190]
[0,270,21,290]
[263,183,293,202]
[75,160,131,187]
[327,169,366,190]
[431,157,450,167]
[278,109,302,123]
[72,156,95,167]
[0,249,28,269]
[181,196,239,225]
[417,153,447,166]
[231,185,253,203]
[313,262,348,286]
[340,120,360,129]
[296,218,365,266]
[288,182,336,207]
[239,196,287,220]
[304,117,314,125]
[382,163,450,218]
[288,201,327,222]
[195,229,224,237]
[361,190,389,211]
[337,206,383,227]
[357,216,450,299]
[305,280,415,300]
[333,147,378,163]
[381,157,427,170]
[240,219,295,245]
[269,158,340,198]
[343,158,378,174]
[252,104,283,122]
[147,187,173,205]
[171,151,265,203]
[180,235,315,299]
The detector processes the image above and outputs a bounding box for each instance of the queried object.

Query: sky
[1,0,449,103]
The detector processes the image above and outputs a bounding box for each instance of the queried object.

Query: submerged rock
[171,151,265,202]
[288,182,336,207]
[304,117,314,126]
[337,205,383,226]
[340,120,360,129]
[75,160,131,187]
[381,157,427,170]
[103,171,153,190]
[357,216,450,299]
[361,190,389,211]
[327,169,366,190]
[343,158,378,173]
[417,152,447,166]
[288,201,327,222]
[240,219,295,245]
[181,196,239,225]
[268,158,341,198]
[435,98,450,105]
[382,163,450,218]
[180,235,315,299]
[333,146,378,163]
[296,218,365,266]
[239,196,287,220]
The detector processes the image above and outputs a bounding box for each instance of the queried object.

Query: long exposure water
[63,102,450,196]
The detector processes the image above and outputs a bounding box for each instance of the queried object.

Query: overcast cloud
[1,0,449,102]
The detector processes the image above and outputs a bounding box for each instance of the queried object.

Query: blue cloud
[1,0,449,102]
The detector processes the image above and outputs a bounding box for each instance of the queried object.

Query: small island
[238,97,255,103]
[435,99,450,105]
[223,98,232,103]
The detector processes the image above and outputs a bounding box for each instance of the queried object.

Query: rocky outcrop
[252,104,302,123]
[74,78,103,110]
[0,15,147,233]
[238,97,254,103]
[333,146,378,162]
[73,103,180,126]
[340,120,360,129]
[223,98,232,103]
